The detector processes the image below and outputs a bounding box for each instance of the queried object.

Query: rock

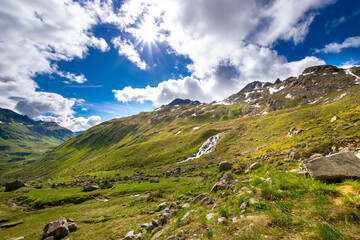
[299,152,360,181]
[182,203,190,208]
[82,185,99,192]
[199,197,212,205]
[330,116,337,123]
[288,151,301,160]
[219,161,232,172]
[146,222,155,232]
[217,217,227,225]
[150,178,159,183]
[100,181,113,189]
[162,208,170,214]
[249,162,261,170]
[181,210,192,222]
[13,237,25,240]
[162,213,172,220]
[43,217,69,239]
[151,219,160,227]
[158,202,167,209]
[5,180,25,192]
[0,220,23,228]
[221,172,233,181]
[190,193,206,203]
[141,223,149,228]
[123,230,134,240]
[240,202,247,210]
[210,179,228,193]
[44,237,54,240]
[68,222,77,232]
[206,213,215,220]
[165,236,176,240]
[248,197,259,204]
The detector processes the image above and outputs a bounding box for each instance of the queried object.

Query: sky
[1,0,360,132]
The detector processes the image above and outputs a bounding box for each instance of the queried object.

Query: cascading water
[177,131,225,164]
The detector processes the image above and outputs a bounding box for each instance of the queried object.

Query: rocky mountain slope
[0,107,73,177]
[2,65,360,240]
[4,65,360,181]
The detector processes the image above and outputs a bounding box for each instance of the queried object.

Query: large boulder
[43,217,69,239]
[299,152,360,181]
[5,180,25,192]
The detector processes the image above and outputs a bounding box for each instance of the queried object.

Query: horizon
[1,0,360,131]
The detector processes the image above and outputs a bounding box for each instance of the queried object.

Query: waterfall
[177,131,225,164]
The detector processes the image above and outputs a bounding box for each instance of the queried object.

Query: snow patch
[345,69,360,84]
[155,107,162,111]
[245,92,250,98]
[262,112,268,115]
[285,94,294,99]
[309,97,323,104]
[191,113,197,117]
[175,131,181,136]
[193,127,200,130]
[334,92,348,101]
[268,85,284,94]
[177,132,225,164]
[251,103,260,108]
[302,71,314,76]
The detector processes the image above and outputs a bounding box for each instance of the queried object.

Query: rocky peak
[302,65,339,75]
[167,98,201,106]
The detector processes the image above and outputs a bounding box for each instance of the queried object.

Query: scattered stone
[82,185,99,192]
[170,202,177,209]
[187,192,193,196]
[68,222,77,232]
[44,237,54,240]
[150,179,159,183]
[165,236,176,240]
[290,168,299,173]
[210,179,228,193]
[0,220,23,228]
[299,152,360,181]
[177,195,185,200]
[206,213,215,220]
[190,193,206,203]
[221,172,233,181]
[141,223,150,228]
[181,210,192,222]
[249,162,261,170]
[158,202,167,209]
[162,213,172,220]
[151,219,160,227]
[123,230,134,240]
[13,237,25,240]
[331,116,338,123]
[248,197,259,204]
[182,203,190,208]
[240,202,247,210]
[43,217,69,239]
[171,179,180,182]
[199,197,212,205]
[146,222,155,232]
[217,217,227,225]
[5,180,25,192]
[219,161,232,172]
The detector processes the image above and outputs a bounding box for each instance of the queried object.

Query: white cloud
[316,36,360,53]
[112,37,148,70]
[81,108,88,111]
[36,115,101,132]
[112,0,330,105]
[0,0,117,130]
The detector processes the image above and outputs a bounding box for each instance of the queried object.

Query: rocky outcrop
[299,152,360,181]
[219,161,232,172]
[167,98,201,106]
[43,217,77,239]
[5,180,25,192]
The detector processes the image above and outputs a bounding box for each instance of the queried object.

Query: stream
[177,131,225,164]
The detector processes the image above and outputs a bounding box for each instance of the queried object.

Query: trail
[177,132,225,164]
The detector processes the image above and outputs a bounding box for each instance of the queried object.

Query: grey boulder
[299,152,360,181]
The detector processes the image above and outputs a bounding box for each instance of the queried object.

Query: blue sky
[1,0,360,131]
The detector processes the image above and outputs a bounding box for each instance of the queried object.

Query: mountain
[167,98,202,106]
[2,65,360,240]
[238,78,281,93]
[0,107,73,175]
[5,64,360,181]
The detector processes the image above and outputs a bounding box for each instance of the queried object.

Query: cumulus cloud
[0,0,117,129]
[112,0,331,105]
[315,36,360,53]
[36,115,101,132]
[112,37,148,70]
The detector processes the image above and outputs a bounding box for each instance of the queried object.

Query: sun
[137,17,159,44]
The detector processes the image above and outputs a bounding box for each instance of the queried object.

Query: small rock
[221,172,233,181]
[217,217,227,225]
[240,202,247,210]
[248,197,259,204]
[190,193,206,203]
[82,185,99,192]
[0,220,23,228]
[13,237,25,240]
[150,178,159,183]
[146,222,154,232]
[44,237,54,240]
[249,162,261,170]
[206,213,215,220]
[68,222,77,232]
[123,230,134,240]
[199,197,212,205]
[182,203,190,208]
[151,219,160,227]
[181,210,192,222]
[219,161,232,172]
[158,202,167,209]
[330,116,337,123]
[165,236,176,240]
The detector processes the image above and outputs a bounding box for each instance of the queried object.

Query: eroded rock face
[299,152,360,181]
